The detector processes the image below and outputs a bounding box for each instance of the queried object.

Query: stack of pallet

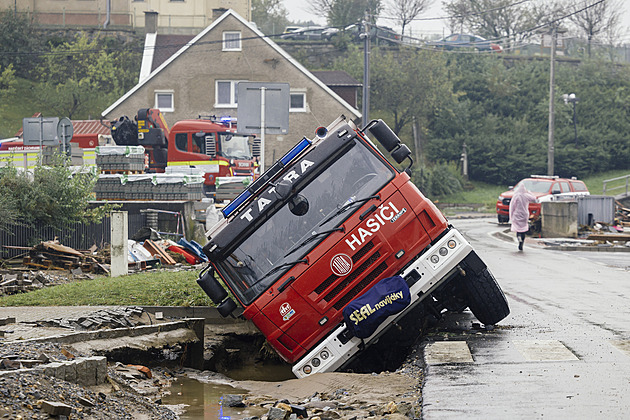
[94,173,204,201]
[95,145,145,174]
[216,176,253,202]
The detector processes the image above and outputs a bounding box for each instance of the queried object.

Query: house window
[290,92,306,112]
[215,81,241,107]
[155,91,174,112]
[223,31,241,51]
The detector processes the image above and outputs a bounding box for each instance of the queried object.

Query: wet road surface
[421,219,630,419]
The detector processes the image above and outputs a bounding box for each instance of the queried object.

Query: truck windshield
[219,133,253,160]
[218,140,395,305]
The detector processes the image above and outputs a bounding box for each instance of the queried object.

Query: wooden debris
[143,240,176,265]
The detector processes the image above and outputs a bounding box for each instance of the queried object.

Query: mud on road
[0,306,425,419]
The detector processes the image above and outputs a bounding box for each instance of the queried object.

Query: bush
[410,162,463,198]
[0,152,114,230]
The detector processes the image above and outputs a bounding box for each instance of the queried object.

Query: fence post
[110,211,128,277]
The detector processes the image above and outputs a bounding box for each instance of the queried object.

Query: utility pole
[547,24,557,176]
[361,10,370,126]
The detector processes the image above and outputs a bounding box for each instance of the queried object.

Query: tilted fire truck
[197,116,510,378]
[109,108,259,194]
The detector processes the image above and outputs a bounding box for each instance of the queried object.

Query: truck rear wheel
[461,268,510,325]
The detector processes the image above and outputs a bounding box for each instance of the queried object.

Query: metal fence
[1,214,145,259]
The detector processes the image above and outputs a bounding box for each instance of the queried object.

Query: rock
[40,401,72,416]
[267,406,288,420]
[383,401,397,414]
[223,394,245,407]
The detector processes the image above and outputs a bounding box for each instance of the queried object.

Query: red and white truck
[198,116,510,378]
[109,108,259,195]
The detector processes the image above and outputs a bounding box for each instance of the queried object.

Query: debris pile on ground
[21,241,109,274]
[0,270,83,296]
[616,200,630,226]
[33,307,146,331]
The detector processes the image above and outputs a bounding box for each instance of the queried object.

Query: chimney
[144,10,158,34]
[212,8,228,22]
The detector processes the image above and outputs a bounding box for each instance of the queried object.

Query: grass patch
[0,270,212,307]
[432,180,506,210]
[581,169,630,195]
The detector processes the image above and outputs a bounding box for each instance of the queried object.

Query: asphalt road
[421,218,630,419]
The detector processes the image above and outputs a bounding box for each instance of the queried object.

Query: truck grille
[313,241,375,295]
[312,240,389,312]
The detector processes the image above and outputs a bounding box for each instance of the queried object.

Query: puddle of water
[226,362,295,382]
[162,376,249,420]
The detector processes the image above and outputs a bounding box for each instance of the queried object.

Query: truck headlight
[311,358,321,367]
[430,255,439,264]
[303,365,312,375]
[447,240,457,249]
[439,247,448,256]
[320,349,329,360]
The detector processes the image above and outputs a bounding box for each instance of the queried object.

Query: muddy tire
[461,268,510,325]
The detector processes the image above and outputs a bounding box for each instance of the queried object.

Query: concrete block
[62,361,77,383]
[541,201,578,238]
[74,358,93,386]
[88,356,108,384]
[43,362,65,379]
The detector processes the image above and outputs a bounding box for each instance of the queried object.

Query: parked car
[428,33,502,52]
[323,24,401,45]
[280,26,327,41]
[283,26,303,34]
[496,175,590,223]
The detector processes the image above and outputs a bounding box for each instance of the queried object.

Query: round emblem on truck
[330,253,353,276]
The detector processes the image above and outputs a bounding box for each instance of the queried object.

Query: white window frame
[222,31,242,51]
[289,91,307,112]
[215,80,243,108]
[154,90,174,112]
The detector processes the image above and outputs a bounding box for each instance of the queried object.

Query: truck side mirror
[196,266,228,304]
[552,189,561,195]
[217,297,237,318]
[365,119,400,152]
[392,144,411,164]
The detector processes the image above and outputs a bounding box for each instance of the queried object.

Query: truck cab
[109,109,259,196]
[199,116,510,378]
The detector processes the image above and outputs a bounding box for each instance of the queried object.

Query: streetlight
[562,93,579,146]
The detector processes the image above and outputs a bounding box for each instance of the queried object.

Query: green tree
[0,64,16,116]
[0,9,42,77]
[252,0,290,35]
[37,33,138,119]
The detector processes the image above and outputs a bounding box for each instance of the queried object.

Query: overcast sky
[282,0,630,42]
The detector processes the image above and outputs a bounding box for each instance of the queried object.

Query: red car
[496,175,589,223]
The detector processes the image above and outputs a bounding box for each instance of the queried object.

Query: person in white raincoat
[509,183,536,251]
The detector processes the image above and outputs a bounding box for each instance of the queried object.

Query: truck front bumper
[292,227,481,378]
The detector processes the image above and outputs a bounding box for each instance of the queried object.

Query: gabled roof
[311,70,362,87]
[103,9,361,119]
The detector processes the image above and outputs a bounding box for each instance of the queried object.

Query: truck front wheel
[461,268,510,325]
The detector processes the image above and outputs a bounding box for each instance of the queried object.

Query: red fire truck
[109,108,259,194]
[198,116,510,378]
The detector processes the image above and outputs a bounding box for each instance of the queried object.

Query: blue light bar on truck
[221,137,312,218]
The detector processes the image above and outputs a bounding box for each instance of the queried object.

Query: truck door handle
[359,204,377,220]
[278,276,296,293]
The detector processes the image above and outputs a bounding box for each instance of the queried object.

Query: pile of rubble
[0,270,82,296]
[33,307,146,331]
[616,200,630,226]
